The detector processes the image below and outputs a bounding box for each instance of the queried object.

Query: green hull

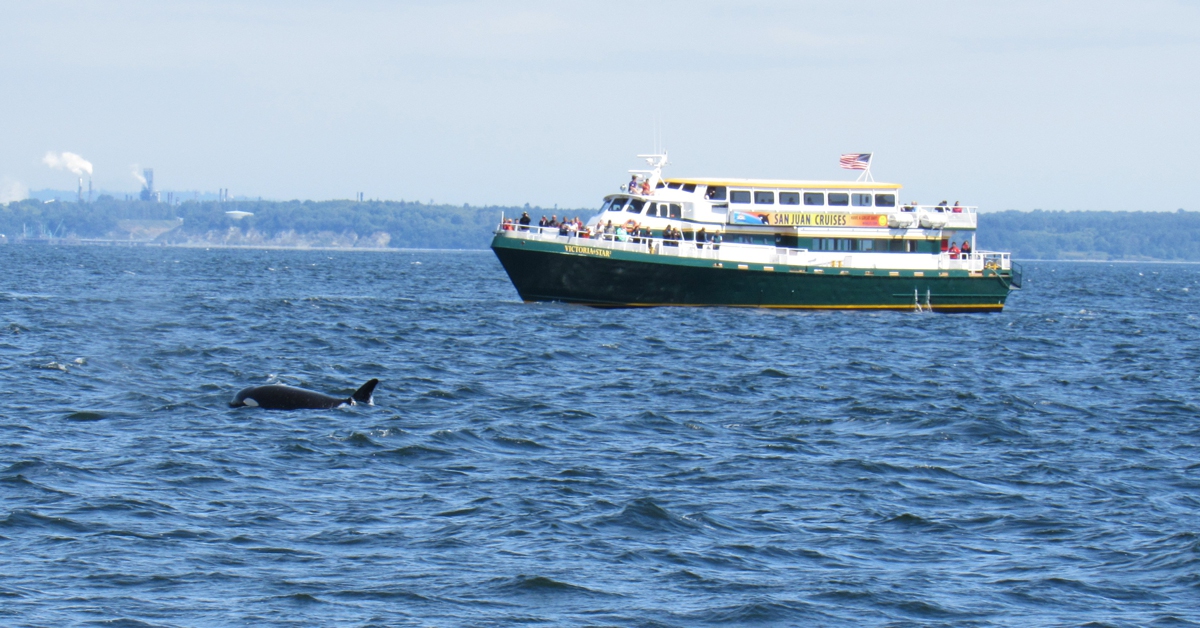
[491,235,1017,312]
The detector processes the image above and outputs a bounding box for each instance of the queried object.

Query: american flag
[839,153,872,170]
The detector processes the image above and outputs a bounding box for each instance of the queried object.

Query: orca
[230,379,378,410]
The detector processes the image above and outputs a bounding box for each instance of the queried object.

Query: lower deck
[492,231,1018,312]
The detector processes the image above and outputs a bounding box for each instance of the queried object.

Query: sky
[1,0,1197,210]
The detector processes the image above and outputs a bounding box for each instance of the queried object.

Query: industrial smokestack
[139,168,155,201]
[77,178,83,203]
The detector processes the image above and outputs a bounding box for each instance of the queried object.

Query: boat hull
[491,235,1015,312]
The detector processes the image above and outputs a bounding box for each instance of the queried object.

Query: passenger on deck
[502,218,514,231]
[604,220,615,237]
[952,201,963,213]
[519,212,531,230]
[696,227,708,248]
[711,230,722,250]
[538,215,548,228]
[948,242,960,259]
[903,201,916,212]
[961,240,971,255]
[629,175,638,193]
[937,200,948,212]
[641,180,651,195]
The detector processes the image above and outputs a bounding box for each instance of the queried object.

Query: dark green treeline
[1,198,1197,260]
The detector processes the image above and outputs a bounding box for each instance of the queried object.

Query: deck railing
[496,225,1010,271]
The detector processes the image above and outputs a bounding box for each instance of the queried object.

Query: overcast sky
[1,1,1197,210]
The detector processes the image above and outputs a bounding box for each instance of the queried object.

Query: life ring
[624,219,638,230]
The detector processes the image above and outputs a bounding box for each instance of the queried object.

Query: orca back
[230,379,380,410]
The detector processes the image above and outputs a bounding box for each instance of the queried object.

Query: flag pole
[858,153,875,182]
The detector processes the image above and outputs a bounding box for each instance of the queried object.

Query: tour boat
[490,154,1021,312]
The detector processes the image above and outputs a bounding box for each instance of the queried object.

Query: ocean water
[1,245,1198,627]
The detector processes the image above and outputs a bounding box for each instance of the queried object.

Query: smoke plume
[0,176,28,204]
[43,151,94,176]
[131,165,147,186]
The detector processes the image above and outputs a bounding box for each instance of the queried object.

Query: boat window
[829,193,849,206]
[706,186,727,201]
[907,240,918,252]
[730,190,752,204]
[643,204,657,217]
[668,182,682,189]
[669,204,682,219]
[754,191,775,204]
[658,203,671,217]
[852,193,872,207]
[599,199,612,212]
[804,193,824,206]
[780,192,800,205]
[608,198,627,212]
[875,194,896,207]
[682,183,697,193]
[656,181,666,189]
[628,199,645,213]
[711,203,728,214]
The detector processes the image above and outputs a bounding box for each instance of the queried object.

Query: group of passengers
[945,240,973,259]
[902,201,965,213]
[503,211,727,251]
[500,211,533,231]
[626,176,653,196]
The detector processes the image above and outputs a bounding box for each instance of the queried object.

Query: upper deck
[662,177,903,191]
[608,152,980,231]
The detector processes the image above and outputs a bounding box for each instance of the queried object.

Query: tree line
[1,198,1197,260]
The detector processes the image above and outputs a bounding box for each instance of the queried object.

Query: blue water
[2,245,1198,627]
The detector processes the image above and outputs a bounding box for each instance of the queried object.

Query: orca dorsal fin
[352,379,379,405]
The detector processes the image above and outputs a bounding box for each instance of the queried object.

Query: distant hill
[0,198,572,249]
[977,210,1200,261]
[2,199,1197,260]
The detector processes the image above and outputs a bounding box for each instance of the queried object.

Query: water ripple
[0,248,1198,625]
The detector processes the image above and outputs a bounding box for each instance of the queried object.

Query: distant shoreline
[1,239,491,253]
[4,239,1200,262]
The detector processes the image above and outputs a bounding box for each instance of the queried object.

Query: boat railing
[938,250,1011,271]
[496,224,1012,272]
[497,225,790,263]
[901,205,977,229]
